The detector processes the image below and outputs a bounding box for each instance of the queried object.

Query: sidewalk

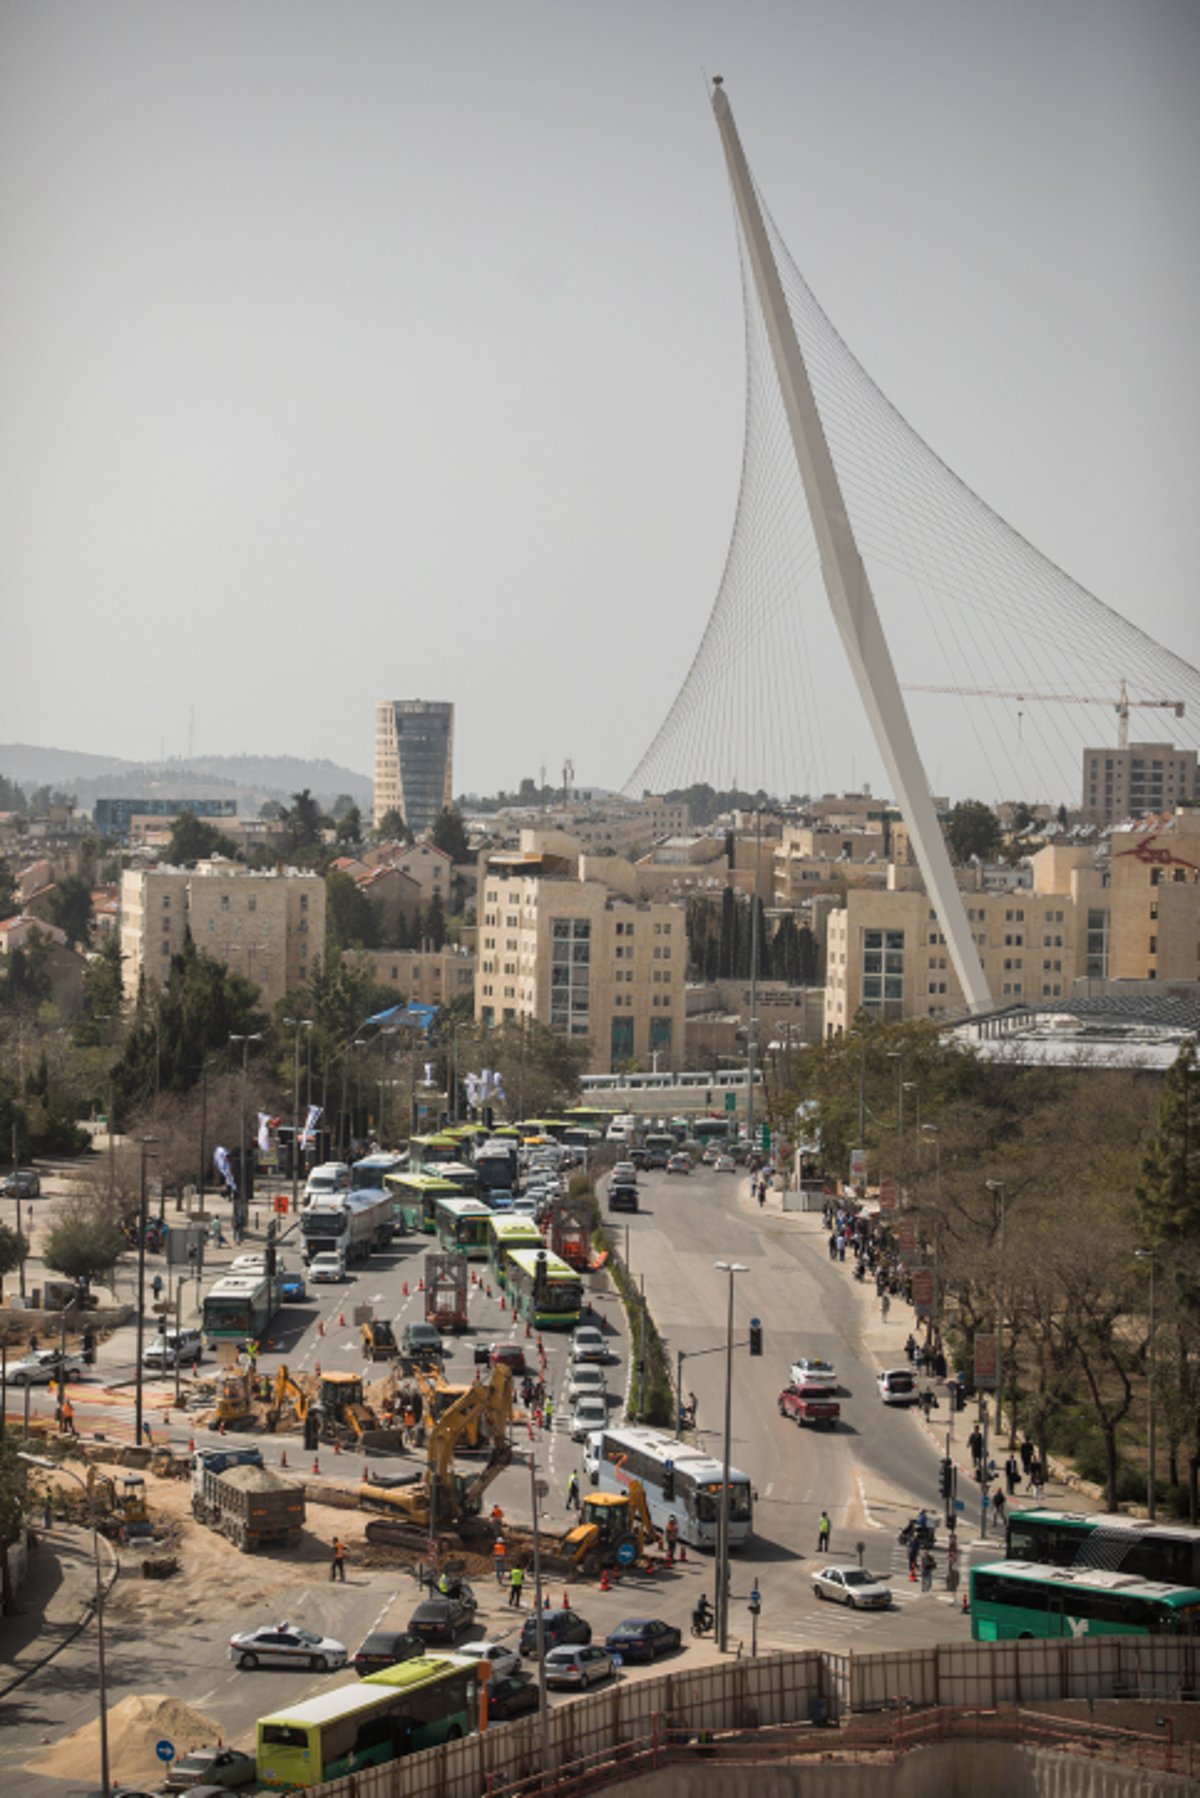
[0,1523,113,1697]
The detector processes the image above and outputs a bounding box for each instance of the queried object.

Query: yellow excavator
[265,1365,311,1431]
[209,1370,254,1429]
[318,1371,381,1443]
[408,1366,488,1450]
[360,1363,514,1552]
[87,1469,152,1540]
[546,1479,657,1576]
[361,1317,397,1362]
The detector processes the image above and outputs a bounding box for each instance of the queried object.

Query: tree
[943,799,1002,865]
[0,856,16,917]
[0,939,52,1013]
[431,806,469,863]
[75,933,124,1044]
[109,936,265,1119]
[1136,1046,1200,1243]
[325,870,381,954]
[42,1194,127,1290]
[0,1220,25,1289]
[335,804,364,847]
[283,789,324,853]
[166,812,238,865]
[46,874,94,948]
[374,807,412,845]
[423,891,447,951]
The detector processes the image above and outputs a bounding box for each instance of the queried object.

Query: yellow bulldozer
[544,1480,657,1577]
[88,1469,153,1540]
[360,1363,514,1553]
[318,1371,381,1442]
[209,1371,253,1429]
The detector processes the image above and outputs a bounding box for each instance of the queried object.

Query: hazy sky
[4,2,1197,803]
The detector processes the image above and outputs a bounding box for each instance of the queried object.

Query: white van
[304,1162,351,1205]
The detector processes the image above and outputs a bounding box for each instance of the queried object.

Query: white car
[4,1349,83,1386]
[454,1639,522,1679]
[229,1621,348,1671]
[583,1430,603,1483]
[143,1328,203,1370]
[570,1394,608,1441]
[309,1252,346,1283]
[304,1163,351,1204]
[567,1363,607,1404]
[812,1565,892,1610]
[510,1197,539,1217]
[571,1325,606,1364]
[877,1368,920,1405]
[790,1357,838,1390]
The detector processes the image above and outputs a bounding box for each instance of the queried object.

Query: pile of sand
[27,1692,223,1785]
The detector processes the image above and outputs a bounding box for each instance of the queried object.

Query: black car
[486,1674,541,1721]
[408,1588,478,1645]
[607,1182,639,1213]
[602,1617,683,1662]
[352,1629,426,1676]
[519,1608,591,1656]
[1,1169,40,1199]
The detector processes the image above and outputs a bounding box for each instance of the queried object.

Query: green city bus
[256,1653,476,1787]
[385,1170,465,1234]
[970,1560,1200,1642]
[1006,1508,1200,1589]
[435,1194,494,1260]
[505,1245,584,1330]
[486,1214,544,1287]
[407,1132,462,1169]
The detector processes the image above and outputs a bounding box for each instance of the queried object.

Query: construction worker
[330,1537,346,1582]
[60,1398,77,1437]
[508,1563,524,1608]
[493,1535,507,1585]
[436,1570,450,1595]
[566,1471,580,1511]
[817,1510,831,1554]
[542,1396,554,1432]
[490,1503,505,1535]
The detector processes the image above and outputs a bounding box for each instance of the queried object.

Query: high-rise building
[374,700,454,835]
[1081,742,1198,825]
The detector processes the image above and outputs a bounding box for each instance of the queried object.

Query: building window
[220,894,230,911]
[860,928,905,1019]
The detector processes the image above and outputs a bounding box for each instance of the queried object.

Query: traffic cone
[500,1295,506,1312]
[909,1564,917,1581]
[280,1449,288,1468]
[562,1591,570,1610]
[363,1465,370,1483]
[402,1280,409,1297]
[679,1544,687,1563]
[960,1591,969,1614]
[187,1436,195,1453]
[599,1567,610,1591]
[333,1437,341,1454]
[312,1455,320,1474]
[339,1313,346,1328]
[318,1319,325,1336]
[418,1278,424,1292]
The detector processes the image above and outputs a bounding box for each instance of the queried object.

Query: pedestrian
[29,1331,39,1353]
[687,1391,698,1427]
[665,1514,679,1564]
[1005,1455,1019,1497]
[905,1334,917,1364]
[992,1487,1007,1526]
[920,1548,936,1593]
[946,1533,960,1593]
[141,1420,154,1446]
[330,1538,346,1582]
[493,1536,508,1585]
[508,1563,524,1608]
[60,1398,77,1436]
[436,1570,450,1595]
[566,1471,580,1511]
[542,1397,554,1431]
[817,1510,831,1554]
[757,1180,766,1208]
[968,1424,983,1473]
[881,1293,891,1322]
[837,1238,846,1262]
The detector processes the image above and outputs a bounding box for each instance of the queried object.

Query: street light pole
[747,809,762,1145]
[1135,1248,1158,1520]
[134,1136,158,1445]
[283,1018,312,1217]
[985,1179,1007,1438]
[20,1453,111,1798]
[713,1259,747,1652]
[228,1033,263,1233]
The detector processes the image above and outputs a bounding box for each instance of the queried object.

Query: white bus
[594,1425,753,1550]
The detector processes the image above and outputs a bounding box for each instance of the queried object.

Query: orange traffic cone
[280,1449,288,1467]
[599,1567,610,1591]
[333,1437,341,1454]
[402,1280,409,1297]
[562,1591,570,1609]
[500,1294,506,1312]
[909,1564,917,1582]
[418,1278,425,1292]
[187,1436,195,1453]
[960,1591,969,1614]
[339,1312,346,1328]
[362,1465,370,1483]
[318,1319,325,1336]
[679,1543,687,1563]
[312,1455,320,1474]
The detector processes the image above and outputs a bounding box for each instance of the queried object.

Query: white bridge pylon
[710,79,992,1013]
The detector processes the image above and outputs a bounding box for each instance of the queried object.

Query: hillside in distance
[0,745,372,814]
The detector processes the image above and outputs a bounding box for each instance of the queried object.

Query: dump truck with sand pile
[191,1453,304,1552]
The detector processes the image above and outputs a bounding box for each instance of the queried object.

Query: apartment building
[374,700,454,834]
[120,860,325,1009]
[474,851,686,1073]
[1082,743,1197,826]
[1108,808,1200,982]
[346,944,477,1007]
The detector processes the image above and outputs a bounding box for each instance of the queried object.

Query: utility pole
[228,1033,262,1235]
[134,1136,158,1445]
[714,1260,747,1651]
[284,1018,312,1217]
[746,807,762,1146]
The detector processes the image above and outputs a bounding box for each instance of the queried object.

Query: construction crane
[903,678,1184,751]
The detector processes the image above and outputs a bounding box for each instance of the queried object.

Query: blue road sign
[156,1740,175,1764]
[615,1537,639,1567]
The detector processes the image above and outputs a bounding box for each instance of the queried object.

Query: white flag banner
[214,1144,236,1193]
[299,1103,322,1150]
[257,1112,272,1155]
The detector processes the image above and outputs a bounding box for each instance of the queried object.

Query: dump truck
[191,1454,304,1552]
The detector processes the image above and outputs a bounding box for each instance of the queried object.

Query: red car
[778,1384,841,1427]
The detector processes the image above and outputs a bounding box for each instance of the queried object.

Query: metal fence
[303,1639,1199,1798]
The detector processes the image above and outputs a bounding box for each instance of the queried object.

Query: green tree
[0,1433,33,1611]
[374,807,412,844]
[0,1220,25,1289]
[0,856,16,916]
[76,933,124,1044]
[944,799,1002,865]
[1136,1045,1200,1242]
[46,874,94,948]
[42,1194,127,1289]
[423,891,447,951]
[0,773,27,813]
[335,804,364,847]
[167,812,238,865]
[283,789,325,853]
[431,806,469,863]
[109,937,265,1119]
[0,939,52,1013]
[325,870,381,954]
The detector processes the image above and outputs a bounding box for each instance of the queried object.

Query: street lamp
[20,1452,111,1798]
[985,1179,1008,1438]
[283,1018,313,1216]
[747,807,763,1143]
[886,1050,905,1195]
[1135,1248,1158,1521]
[228,1032,263,1231]
[134,1136,158,1445]
[713,1259,747,1651]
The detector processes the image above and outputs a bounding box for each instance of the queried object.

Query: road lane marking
[857,1473,885,1529]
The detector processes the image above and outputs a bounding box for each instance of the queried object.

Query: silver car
[229,1621,348,1671]
[812,1565,892,1610]
[3,1349,83,1386]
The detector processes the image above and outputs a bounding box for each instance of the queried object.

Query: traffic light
[749,1317,763,1357]
[663,1459,675,1502]
[938,1458,954,1499]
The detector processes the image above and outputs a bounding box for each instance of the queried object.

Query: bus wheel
[446,1725,463,1740]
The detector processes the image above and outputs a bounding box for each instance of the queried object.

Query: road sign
[155,1740,175,1764]
[879,1176,898,1212]
[724,1091,737,1113]
[760,1123,770,1152]
[615,1537,638,1567]
[849,1148,867,1186]
[973,1331,998,1391]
